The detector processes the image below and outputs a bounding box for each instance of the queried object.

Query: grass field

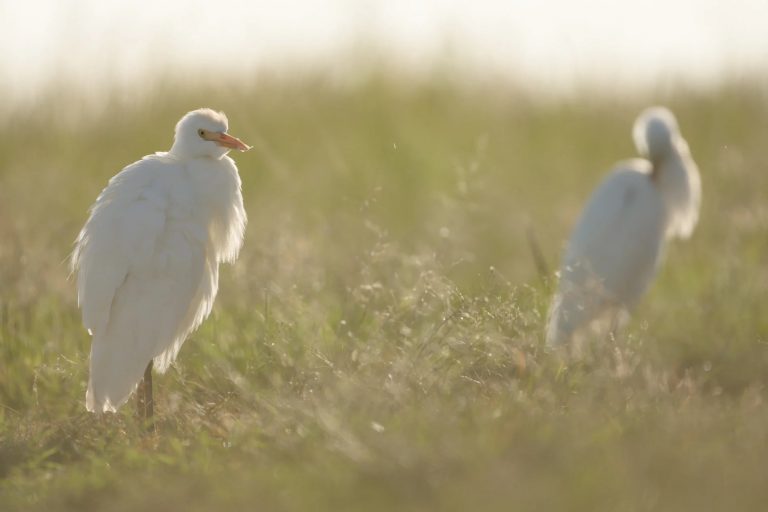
[1,74,768,511]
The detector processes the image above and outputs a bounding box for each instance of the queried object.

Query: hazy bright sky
[2,0,768,105]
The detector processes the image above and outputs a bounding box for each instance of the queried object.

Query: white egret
[546,107,701,347]
[71,108,250,421]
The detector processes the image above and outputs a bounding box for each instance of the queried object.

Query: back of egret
[71,108,250,423]
[546,107,701,347]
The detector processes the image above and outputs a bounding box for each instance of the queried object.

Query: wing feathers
[74,154,240,412]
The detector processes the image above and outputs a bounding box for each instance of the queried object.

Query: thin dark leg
[136,360,155,432]
[144,360,154,422]
[136,370,146,419]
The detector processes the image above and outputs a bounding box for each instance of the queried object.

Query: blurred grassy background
[1,73,768,511]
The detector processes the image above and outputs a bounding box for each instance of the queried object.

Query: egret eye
[198,129,206,138]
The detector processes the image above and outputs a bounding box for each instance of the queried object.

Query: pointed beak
[211,132,251,152]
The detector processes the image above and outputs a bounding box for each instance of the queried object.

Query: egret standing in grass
[546,107,701,347]
[72,108,250,421]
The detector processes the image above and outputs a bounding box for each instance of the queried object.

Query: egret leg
[136,360,155,432]
[136,372,145,419]
[144,360,154,422]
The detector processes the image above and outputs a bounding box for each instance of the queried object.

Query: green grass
[2,73,768,511]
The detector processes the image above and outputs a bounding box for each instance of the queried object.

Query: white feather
[547,107,701,346]
[71,109,247,412]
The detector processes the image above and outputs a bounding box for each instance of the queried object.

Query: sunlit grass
[1,74,768,511]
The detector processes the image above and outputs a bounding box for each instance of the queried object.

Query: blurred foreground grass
[1,74,768,511]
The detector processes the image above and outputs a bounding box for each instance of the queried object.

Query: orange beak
[211,132,251,152]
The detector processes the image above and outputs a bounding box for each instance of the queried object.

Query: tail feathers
[86,382,126,413]
[546,290,603,347]
[546,294,576,347]
[86,332,150,413]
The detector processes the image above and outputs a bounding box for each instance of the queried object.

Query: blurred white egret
[71,109,250,421]
[546,107,701,347]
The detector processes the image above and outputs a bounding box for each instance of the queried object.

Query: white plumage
[546,107,701,346]
[72,108,249,413]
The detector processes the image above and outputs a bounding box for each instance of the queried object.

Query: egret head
[170,108,251,159]
[632,106,682,165]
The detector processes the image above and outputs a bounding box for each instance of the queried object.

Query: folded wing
[72,156,219,412]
